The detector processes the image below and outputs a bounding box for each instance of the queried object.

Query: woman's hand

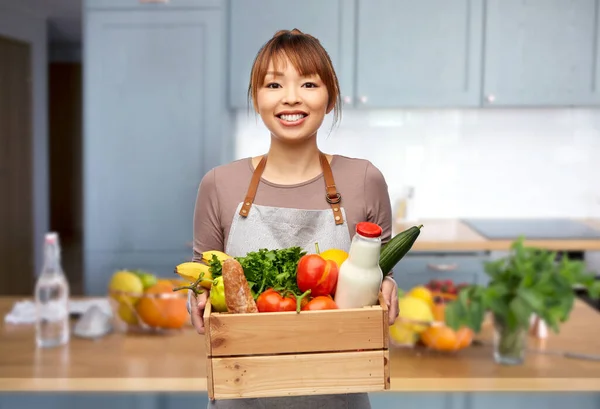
[381,276,399,325]
[189,289,208,334]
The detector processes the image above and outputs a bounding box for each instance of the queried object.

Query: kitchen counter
[394,218,600,252]
[1,297,599,392]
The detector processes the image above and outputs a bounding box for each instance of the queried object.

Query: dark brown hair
[247,28,342,127]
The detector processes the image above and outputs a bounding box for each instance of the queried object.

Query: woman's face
[256,56,332,144]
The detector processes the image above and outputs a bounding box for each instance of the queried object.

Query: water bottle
[35,232,70,348]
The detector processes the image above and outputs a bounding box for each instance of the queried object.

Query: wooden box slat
[210,350,387,399]
[208,306,385,356]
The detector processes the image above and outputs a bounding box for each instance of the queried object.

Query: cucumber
[379,224,423,275]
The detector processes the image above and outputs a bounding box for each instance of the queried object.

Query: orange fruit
[420,302,473,352]
[135,280,188,330]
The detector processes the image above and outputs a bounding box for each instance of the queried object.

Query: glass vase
[493,314,527,365]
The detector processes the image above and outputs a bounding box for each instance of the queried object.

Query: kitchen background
[2,1,600,409]
[1,0,600,294]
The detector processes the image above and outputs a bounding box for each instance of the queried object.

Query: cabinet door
[483,0,600,106]
[228,0,354,109]
[84,8,225,254]
[355,0,484,108]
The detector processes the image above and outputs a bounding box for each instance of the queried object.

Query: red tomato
[302,296,338,311]
[296,254,339,297]
[256,289,297,312]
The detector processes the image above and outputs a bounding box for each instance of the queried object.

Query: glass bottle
[334,222,383,309]
[35,232,70,348]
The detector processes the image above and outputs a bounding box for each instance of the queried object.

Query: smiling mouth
[276,113,308,122]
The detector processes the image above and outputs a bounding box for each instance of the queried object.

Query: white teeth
[279,114,305,122]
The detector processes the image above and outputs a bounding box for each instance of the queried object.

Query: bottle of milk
[334,222,383,309]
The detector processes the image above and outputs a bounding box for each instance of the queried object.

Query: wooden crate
[203,293,390,400]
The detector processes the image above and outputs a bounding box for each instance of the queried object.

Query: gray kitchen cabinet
[482,0,600,107]
[355,0,484,108]
[394,253,490,291]
[83,1,232,294]
[85,0,221,8]
[228,0,355,109]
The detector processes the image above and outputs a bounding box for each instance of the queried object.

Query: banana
[201,250,231,264]
[174,262,213,289]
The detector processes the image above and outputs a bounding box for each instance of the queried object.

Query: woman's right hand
[189,289,208,334]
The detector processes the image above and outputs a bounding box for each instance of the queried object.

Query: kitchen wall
[234,107,600,220]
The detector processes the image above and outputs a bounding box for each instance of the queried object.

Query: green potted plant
[444,236,600,365]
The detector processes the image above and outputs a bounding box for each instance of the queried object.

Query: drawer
[393,254,489,291]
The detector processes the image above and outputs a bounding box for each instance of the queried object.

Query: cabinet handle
[359,96,368,104]
[427,263,458,272]
[343,96,352,104]
[486,94,496,103]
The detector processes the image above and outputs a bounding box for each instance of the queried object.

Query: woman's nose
[282,87,300,105]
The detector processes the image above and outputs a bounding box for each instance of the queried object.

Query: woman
[188,28,399,409]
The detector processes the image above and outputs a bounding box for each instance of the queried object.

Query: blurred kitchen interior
[1,0,600,297]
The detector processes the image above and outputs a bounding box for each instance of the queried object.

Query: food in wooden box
[222,258,258,313]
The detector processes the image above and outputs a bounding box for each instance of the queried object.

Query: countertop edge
[1,378,598,392]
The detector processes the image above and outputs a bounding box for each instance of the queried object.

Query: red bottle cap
[356,222,382,238]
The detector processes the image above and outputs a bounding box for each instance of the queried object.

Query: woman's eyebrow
[266,71,284,76]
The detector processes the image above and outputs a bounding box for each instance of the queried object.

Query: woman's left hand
[381,276,399,325]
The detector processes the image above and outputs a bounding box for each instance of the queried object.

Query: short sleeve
[192,168,224,262]
[364,162,394,275]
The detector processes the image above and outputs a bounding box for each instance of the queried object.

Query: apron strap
[239,152,344,226]
[239,155,267,217]
[319,152,344,225]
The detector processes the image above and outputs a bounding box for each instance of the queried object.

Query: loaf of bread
[222,258,258,313]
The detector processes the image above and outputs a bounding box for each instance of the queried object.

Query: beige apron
[208,152,371,409]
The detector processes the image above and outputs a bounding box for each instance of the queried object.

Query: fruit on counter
[301,295,338,311]
[319,248,349,268]
[256,288,299,312]
[173,261,213,289]
[135,279,188,329]
[296,243,339,297]
[117,302,140,325]
[132,269,158,290]
[406,286,434,309]
[389,322,419,347]
[425,279,469,296]
[379,225,423,275]
[108,270,144,304]
[397,296,434,333]
[209,276,228,312]
[419,302,473,352]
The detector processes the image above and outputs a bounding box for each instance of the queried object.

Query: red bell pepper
[256,288,298,313]
[296,243,339,297]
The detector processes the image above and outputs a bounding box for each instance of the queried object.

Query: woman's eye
[303,82,318,88]
[266,83,281,89]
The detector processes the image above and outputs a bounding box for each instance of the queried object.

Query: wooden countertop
[1,297,599,392]
[394,218,600,252]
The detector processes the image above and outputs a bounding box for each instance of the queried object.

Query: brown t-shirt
[192,154,393,263]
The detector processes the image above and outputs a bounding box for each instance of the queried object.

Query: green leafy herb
[207,247,306,299]
[445,236,600,334]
